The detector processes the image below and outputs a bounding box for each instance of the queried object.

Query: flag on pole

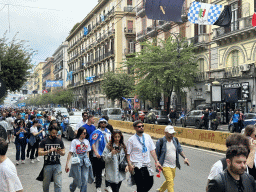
[188,1,228,26]
[145,0,185,22]
[213,5,231,27]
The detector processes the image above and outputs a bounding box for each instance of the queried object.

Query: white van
[102,108,122,120]
[53,107,69,117]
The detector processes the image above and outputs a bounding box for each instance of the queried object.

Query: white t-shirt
[127,133,156,164]
[0,121,8,131]
[208,160,223,180]
[0,158,23,192]
[76,120,88,131]
[163,140,176,168]
[70,139,91,154]
[30,126,39,134]
[5,117,14,131]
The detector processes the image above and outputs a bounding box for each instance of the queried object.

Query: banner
[85,76,95,83]
[145,0,185,22]
[188,1,223,25]
[18,103,26,107]
[122,97,133,109]
[46,80,63,87]
[84,27,88,36]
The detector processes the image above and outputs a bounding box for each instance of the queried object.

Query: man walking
[76,112,88,131]
[207,145,255,192]
[0,138,23,192]
[38,125,65,192]
[169,109,176,126]
[90,118,112,192]
[127,120,162,192]
[81,115,96,138]
[229,109,240,133]
[156,126,190,192]
[6,113,14,143]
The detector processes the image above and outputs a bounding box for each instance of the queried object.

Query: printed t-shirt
[70,139,91,154]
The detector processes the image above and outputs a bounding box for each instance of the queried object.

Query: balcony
[137,29,147,41]
[124,7,136,13]
[146,26,157,37]
[224,66,242,78]
[137,5,145,17]
[124,48,136,56]
[196,72,209,82]
[124,27,136,37]
[157,21,173,31]
[74,81,81,87]
[188,34,209,48]
[213,16,253,45]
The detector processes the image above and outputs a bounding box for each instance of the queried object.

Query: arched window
[231,50,239,67]
[197,58,204,72]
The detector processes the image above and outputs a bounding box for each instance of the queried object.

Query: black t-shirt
[39,136,65,165]
[106,124,114,134]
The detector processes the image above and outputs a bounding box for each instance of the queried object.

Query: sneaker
[96,188,102,192]
[105,186,112,192]
[21,160,25,164]
[31,160,34,164]
[16,161,19,165]
[36,157,40,162]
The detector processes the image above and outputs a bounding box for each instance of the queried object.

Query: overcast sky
[0,0,98,66]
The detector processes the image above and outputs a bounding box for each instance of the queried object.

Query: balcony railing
[213,16,253,39]
[196,72,209,82]
[137,29,147,41]
[188,34,209,46]
[224,66,242,78]
[124,27,136,34]
[146,26,157,37]
[137,3,145,17]
[124,7,135,12]
[124,48,136,55]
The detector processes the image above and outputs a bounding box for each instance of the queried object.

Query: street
[7,133,225,192]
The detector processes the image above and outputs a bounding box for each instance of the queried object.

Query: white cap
[165,125,176,134]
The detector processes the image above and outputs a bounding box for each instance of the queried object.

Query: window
[127,0,132,6]
[231,2,239,31]
[128,20,133,32]
[198,59,204,72]
[231,50,239,67]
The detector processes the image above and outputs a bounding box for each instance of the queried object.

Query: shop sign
[241,82,249,100]
[223,83,241,88]
[196,91,203,99]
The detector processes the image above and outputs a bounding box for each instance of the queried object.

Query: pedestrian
[156,126,190,192]
[239,109,245,131]
[49,120,62,139]
[102,115,114,134]
[6,113,14,143]
[0,138,23,192]
[26,115,36,158]
[169,109,176,126]
[207,145,255,192]
[14,119,28,165]
[206,133,250,191]
[126,120,162,192]
[38,125,65,192]
[29,120,44,163]
[229,109,240,133]
[76,112,88,131]
[81,115,96,138]
[203,108,209,129]
[90,118,112,192]
[65,127,94,192]
[0,117,8,133]
[103,129,128,192]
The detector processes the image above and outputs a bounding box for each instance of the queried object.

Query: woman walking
[103,129,128,192]
[29,120,44,163]
[14,119,28,165]
[65,127,94,192]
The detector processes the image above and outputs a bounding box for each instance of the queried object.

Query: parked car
[132,111,147,122]
[144,110,169,125]
[63,115,82,141]
[144,111,157,124]
[229,113,256,133]
[101,108,123,120]
[181,110,204,129]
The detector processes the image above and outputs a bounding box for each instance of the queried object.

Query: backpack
[221,158,227,171]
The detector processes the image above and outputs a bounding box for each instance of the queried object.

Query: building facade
[52,42,68,89]
[42,57,54,92]
[66,0,136,109]
[33,62,45,94]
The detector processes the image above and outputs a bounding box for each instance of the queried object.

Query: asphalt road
[7,133,225,192]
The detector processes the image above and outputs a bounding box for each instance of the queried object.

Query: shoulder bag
[71,152,80,165]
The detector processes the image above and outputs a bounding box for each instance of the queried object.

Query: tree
[101,72,134,108]
[0,33,33,92]
[125,36,198,113]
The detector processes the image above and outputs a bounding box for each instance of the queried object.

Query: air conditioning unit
[205,84,211,92]
[240,64,250,72]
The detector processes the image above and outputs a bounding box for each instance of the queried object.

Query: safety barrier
[95,118,231,152]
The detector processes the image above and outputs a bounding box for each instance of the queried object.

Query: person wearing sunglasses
[76,112,88,131]
[90,118,112,192]
[126,120,162,192]
[65,127,94,192]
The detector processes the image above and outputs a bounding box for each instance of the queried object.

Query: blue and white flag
[86,76,95,83]
[84,27,88,36]
[188,1,223,25]
[145,0,185,22]
[46,80,63,87]
[122,97,133,110]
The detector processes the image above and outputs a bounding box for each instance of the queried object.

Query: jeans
[134,167,154,192]
[109,181,122,192]
[30,140,39,159]
[234,123,240,133]
[43,164,62,192]
[159,167,176,192]
[92,157,110,189]
[70,165,89,192]
[16,142,26,161]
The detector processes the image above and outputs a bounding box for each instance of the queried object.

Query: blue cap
[36,114,42,117]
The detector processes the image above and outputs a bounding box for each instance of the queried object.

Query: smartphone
[57,147,61,151]
[114,146,119,151]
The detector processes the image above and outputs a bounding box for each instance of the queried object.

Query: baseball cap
[165,125,176,134]
[36,114,42,117]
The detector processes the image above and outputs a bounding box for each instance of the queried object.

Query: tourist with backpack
[155,125,190,192]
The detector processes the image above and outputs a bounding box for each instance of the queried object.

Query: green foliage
[70,23,80,34]
[101,72,134,102]
[0,33,33,92]
[125,36,198,108]
[22,89,74,106]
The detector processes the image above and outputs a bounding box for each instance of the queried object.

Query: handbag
[119,157,128,172]
[71,153,80,165]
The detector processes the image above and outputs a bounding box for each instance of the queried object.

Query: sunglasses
[136,125,144,128]
[100,122,106,124]
[83,132,87,135]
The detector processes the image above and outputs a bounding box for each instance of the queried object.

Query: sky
[0,0,98,67]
